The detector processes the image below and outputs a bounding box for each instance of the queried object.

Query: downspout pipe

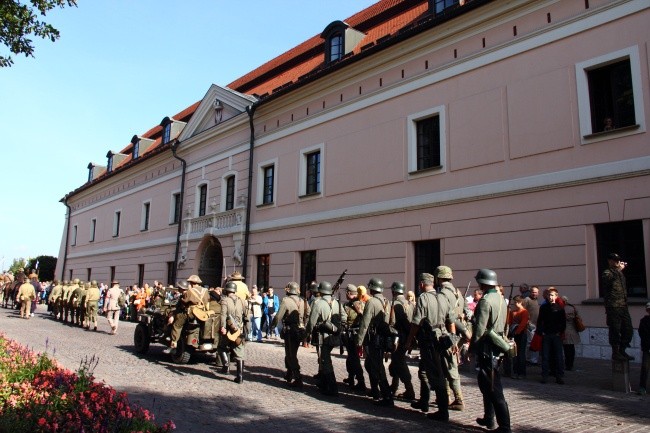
[171,140,187,284]
[59,196,72,281]
[242,104,257,278]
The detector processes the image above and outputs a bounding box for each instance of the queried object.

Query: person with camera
[471,269,511,433]
[271,281,307,387]
[602,253,634,361]
[356,278,393,407]
[306,281,346,396]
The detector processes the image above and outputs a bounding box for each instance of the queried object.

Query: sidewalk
[1,304,648,433]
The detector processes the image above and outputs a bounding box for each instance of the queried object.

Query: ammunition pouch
[318,320,339,335]
[485,328,516,357]
[370,322,399,352]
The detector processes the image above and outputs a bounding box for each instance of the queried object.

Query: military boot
[449,387,464,411]
[611,346,627,361]
[290,372,303,388]
[353,375,367,393]
[619,347,635,361]
[411,386,430,412]
[218,352,230,374]
[234,360,244,384]
[390,377,399,396]
[398,381,416,400]
[324,373,338,396]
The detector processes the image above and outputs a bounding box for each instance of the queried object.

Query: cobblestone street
[1,305,648,433]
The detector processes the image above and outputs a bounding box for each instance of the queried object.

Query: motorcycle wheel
[171,338,191,364]
[134,323,150,354]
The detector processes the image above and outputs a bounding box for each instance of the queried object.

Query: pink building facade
[57,0,650,360]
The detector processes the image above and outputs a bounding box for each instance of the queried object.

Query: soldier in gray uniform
[388,281,415,400]
[306,281,346,396]
[435,265,466,411]
[272,281,307,387]
[219,281,247,383]
[471,269,511,433]
[356,278,393,407]
[406,273,450,422]
[343,283,366,392]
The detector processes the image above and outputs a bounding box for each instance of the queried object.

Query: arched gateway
[196,236,223,288]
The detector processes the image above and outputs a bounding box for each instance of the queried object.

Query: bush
[0,333,175,433]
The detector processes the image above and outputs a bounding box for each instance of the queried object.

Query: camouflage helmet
[187,274,202,284]
[367,277,384,293]
[224,282,237,294]
[285,281,300,295]
[475,268,498,286]
[435,265,453,280]
[390,281,405,294]
[318,281,333,295]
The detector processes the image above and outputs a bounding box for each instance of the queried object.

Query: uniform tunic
[602,266,633,348]
[272,294,306,377]
[306,295,346,375]
[356,293,392,400]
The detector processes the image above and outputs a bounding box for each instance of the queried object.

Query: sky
[0,0,379,270]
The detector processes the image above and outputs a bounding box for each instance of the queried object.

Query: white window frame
[196,182,209,217]
[169,190,181,224]
[89,218,96,242]
[576,45,645,144]
[113,209,122,237]
[257,158,278,206]
[140,200,151,231]
[407,105,447,177]
[221,171,238,211]
[71,224,77,246]
[299,143,324,198]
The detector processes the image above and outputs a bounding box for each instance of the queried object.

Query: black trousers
[477,354,510,430]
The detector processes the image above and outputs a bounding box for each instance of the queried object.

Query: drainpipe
[242,104,257,278]
[59,196,72,281]
[171,140,187,284]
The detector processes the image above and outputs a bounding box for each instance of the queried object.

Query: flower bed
[0,333,175,433]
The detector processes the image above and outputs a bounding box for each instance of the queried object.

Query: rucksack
[117,291,126,308]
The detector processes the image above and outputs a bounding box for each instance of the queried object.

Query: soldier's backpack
[117,291,126,308]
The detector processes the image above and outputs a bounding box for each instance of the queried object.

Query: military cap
[435,265,453,280]
[346,283,358,293]
[607,253,622,261]
[111,280,119,286]
[187,274,202,284]
[228,271,245,281]
[419,273,434,284]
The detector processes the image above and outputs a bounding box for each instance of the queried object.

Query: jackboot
[234,360,244,383]
[619,346,635,361]
[411,386,430,412]
[218,352,230,374]
[289,373,303,388]
[390,376,400,396]
[353,376,367,393]
[449,388,464,411]
[322,373,338,396]
[397,381,416,400]
[611,345,627,361]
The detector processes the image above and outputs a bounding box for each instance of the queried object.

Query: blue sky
[0,0,378,270]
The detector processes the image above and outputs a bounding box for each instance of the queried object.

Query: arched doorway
[197,236,223,288]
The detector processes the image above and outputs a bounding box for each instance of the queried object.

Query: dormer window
[321,21,365,65]
[430,0,464,16]
[161,117,172,144]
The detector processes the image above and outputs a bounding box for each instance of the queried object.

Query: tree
[8,257,26,274]
[0,0,77,67]
[27,255,57,281]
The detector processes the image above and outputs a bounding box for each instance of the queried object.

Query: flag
[35,260,39,270]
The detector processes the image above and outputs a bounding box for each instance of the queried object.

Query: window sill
[257,202,275,209]
[299,192,321,199]
[583,124,640,139]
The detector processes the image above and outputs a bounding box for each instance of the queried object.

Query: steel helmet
[187,274,202,284]
[318,281,333,295]
[390,281,405,294]
[224,282,237,293]
[285,282,300,295]
[475,268,498,286]
[368,277,384,293]
[435,265,453,280]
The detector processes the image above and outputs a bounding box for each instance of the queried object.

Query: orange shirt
[509,308,529,335]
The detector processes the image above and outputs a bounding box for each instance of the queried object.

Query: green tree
[27,255,57,281]
[8,257,26,274]
[0,0,77,67]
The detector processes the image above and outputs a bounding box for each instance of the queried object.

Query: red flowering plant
[0,333,175,433]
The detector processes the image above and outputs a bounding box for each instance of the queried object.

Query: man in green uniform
[406,273,450,422]
[85,280,101,331]
[168,275,209,352]
[219,281,247,383]
[436,265,466,411]
[17,279,36,319]
[48,280,62,318]
[471,269,511,433]
[388,281,415,400]
[356,278,393,406]
[343,283,366,392]
[306,281,346,396]
[272,281,307,387]
[602,253,634,361]
[66,279,80,325]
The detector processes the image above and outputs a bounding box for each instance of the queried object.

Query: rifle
[332,269,347,355]
[504,283,515,336]
[464,281,471,299]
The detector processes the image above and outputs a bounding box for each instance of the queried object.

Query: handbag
[529,333,542,352]
[574,314,586,332]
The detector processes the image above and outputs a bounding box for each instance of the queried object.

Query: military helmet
[176,280,188,290]
[318,281,333,295]
[224,282,237,293]
[187,274,202,284]
[367,277,384,293]
[63,280,69,285]
[309,281,319,293]
[84,282,90,289]
[73,278,80,285]
[390,281,405,294]
[435,265,453,280]
[91,280,98,288]
[475,268,498,286]
[285,281,300,295]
